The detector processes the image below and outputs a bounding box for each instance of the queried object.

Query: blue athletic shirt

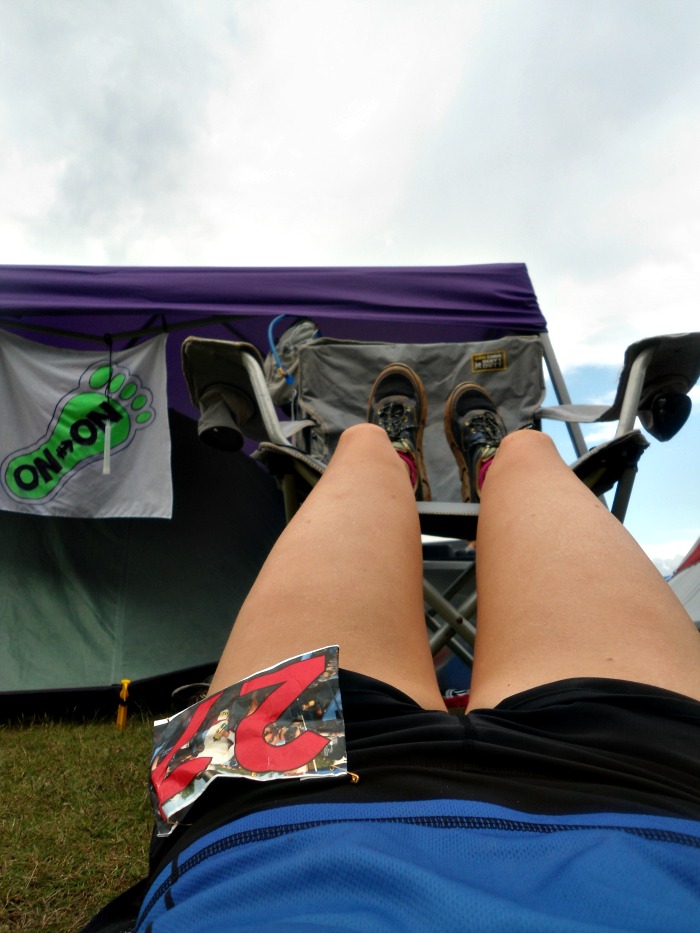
[135,798,700,931]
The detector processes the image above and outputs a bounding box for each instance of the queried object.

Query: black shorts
[149,670,700,878]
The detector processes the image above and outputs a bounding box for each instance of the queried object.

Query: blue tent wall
[0,410,285,716]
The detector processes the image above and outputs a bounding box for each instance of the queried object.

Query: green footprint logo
[2,363,155,502]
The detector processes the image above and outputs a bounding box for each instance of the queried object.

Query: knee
[499,428,556,456]
[336,422,392,453]
[491,428,559,473]
[330,423,402,477]
[339,421,386,442]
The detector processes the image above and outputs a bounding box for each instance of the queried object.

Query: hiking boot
[444,383,507,502]
[367,363,431,500]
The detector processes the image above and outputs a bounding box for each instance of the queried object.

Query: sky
[0,0,698,572]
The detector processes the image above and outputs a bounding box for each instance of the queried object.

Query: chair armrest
[539,332,699,443]
[570,430,649,498]
[182,336,307,447]
[536,404,609,424]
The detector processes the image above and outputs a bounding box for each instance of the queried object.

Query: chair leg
[610,464,638,523]
[423,578,477,654]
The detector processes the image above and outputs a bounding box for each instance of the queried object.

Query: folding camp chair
[180,290,700,678]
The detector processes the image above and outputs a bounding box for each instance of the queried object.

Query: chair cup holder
[639,392,692,442]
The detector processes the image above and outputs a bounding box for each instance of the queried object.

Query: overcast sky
[0,0,698,570]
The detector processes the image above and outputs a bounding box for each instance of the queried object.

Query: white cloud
[0,138,64,255]
[581,422,617,447]
[539,253,700,372]
[0,0,697,568]
[0,0,231,261]
[2,0,699,281]
[0,0,482,265]
[536,105,700,370]
[168,0,481,265]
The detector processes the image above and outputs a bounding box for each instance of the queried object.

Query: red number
[150,654,331,820]
[150,692,218,818]
[236,655,329,773]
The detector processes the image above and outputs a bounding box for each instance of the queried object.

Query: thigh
[207,425,446,711]
[469,431,700,709]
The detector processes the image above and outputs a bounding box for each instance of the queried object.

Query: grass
[1,713,154,932]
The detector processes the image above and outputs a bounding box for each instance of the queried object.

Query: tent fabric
[670,567,700,623]
[670,536,700,623]
[0,263,546,332]
[676,537,700,575]
[0,263,547,421]
[0,411,286,707]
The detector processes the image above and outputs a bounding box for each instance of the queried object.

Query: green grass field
[2,715,154,932]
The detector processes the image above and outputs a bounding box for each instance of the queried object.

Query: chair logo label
[472,350,507,373]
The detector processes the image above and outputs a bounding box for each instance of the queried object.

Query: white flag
[0,330,172,518]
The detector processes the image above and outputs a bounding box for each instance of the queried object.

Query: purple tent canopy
[0,263,547,416]
[0,263,549,710]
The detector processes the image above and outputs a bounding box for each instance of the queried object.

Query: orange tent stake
[116,678,131,731]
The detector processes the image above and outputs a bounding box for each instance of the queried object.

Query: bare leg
[208,423,446,711]
[468,429,700,709]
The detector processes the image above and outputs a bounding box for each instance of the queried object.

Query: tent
[0,263,547,717]
[669,537,700,626]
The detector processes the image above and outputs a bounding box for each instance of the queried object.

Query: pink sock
[478,456,494,493]
[396,451,418,489]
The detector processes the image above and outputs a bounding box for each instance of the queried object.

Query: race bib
[149,646,345,835]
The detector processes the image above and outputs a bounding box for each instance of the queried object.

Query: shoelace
[465,411,504,445]
[377,400,412,441]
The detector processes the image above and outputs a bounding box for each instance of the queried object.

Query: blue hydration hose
[267,315,296,386]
